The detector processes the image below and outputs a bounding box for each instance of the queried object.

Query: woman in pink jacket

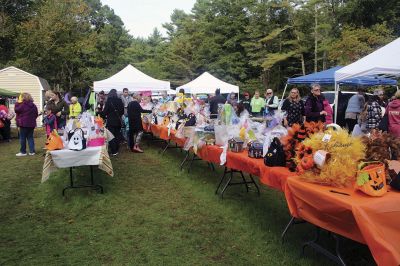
[387,91,400,137]
[322,96,333,125]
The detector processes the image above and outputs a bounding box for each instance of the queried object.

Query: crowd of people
[0,85,399,157]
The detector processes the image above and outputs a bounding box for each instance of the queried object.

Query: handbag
[110,102,124,128]
[67,128,87,151]
[378,113,388,132]
[264,137,286,167]
[0,119,4,128]
[355,161,387,197]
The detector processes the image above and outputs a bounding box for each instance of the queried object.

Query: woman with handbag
[47,91,69,129]
[100,89,124,156]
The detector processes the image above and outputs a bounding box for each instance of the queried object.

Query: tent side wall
[0,67,45,127]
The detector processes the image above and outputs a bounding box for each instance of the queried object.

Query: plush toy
[298,128,365,187]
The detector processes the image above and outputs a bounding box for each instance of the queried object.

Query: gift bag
[355,162,387,197]
[45,130,64,151]
[67,128,87,151]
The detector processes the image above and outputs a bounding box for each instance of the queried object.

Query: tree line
[1,0,399,95]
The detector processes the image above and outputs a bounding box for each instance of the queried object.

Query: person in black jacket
[101,89,124,156]
[127,93,152,153]
[209,88,226,119]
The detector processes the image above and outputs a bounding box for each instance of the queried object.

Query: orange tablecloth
[143,122,152,133]
[284,176,400,266]
[150,124,170,140]
[259,166,293,192]
[226,151,265,177]
[170,132,187,148]
[197,145,223,165]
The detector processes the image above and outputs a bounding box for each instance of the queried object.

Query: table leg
[180,150,190,170]
[302,226,347,266]
[62,166,103,196]
[248,174,260,195]
[220,168,233,199]
[215,167,228,194]
[281,216,305,243]
[240,171,249,192]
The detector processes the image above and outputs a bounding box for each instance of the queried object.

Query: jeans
[19,127,35,153]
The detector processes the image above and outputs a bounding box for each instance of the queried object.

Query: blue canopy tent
[281,66,397,123]
[286,66,397,86]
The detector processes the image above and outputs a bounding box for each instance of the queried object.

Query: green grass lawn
[0,136,375,265]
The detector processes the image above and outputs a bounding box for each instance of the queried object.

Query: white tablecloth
[50,147,102,168]
[42,145,114,183]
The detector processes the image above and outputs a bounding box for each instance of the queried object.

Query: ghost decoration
[67,128,87,151]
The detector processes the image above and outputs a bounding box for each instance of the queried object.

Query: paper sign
[322,134,332,142]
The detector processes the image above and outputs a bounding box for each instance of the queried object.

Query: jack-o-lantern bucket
[355,162,387,197]
[45,130,64,151]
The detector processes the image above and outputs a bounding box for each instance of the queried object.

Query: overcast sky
[101,0,197,38]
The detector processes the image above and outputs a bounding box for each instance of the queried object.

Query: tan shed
[0,66,50,126]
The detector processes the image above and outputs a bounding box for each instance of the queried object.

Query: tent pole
[280,83,288,108]
[334,82,339,124]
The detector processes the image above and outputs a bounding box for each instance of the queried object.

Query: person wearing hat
[240,92,251,113]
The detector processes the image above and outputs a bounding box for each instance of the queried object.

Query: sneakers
[112,153,118,156]
[16,152,35,156]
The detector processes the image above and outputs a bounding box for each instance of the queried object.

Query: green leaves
[357,172,370,186]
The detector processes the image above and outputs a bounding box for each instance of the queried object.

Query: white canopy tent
[93,64,170,93]
[335,37,400,82]
[176,72,239,94]
[333,37,400,122]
